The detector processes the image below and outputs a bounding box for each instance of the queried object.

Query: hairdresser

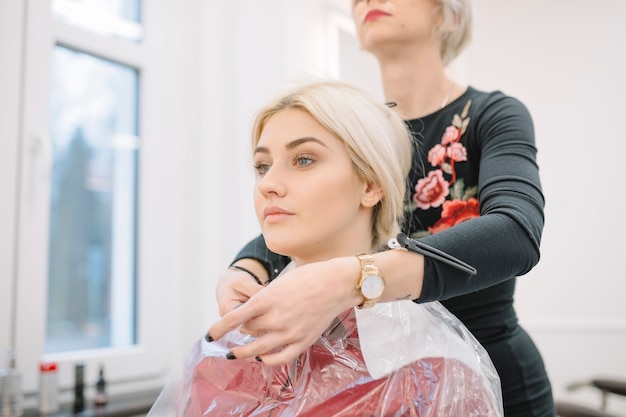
[208,1,555,415]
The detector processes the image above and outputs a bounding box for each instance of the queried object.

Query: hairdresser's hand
[215,262,267,317]
[207,256,362,366]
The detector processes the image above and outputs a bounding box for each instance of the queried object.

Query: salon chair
[555,378,626,417]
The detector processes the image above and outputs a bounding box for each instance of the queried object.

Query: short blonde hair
[251,81,413,249]
[434,0,473,65]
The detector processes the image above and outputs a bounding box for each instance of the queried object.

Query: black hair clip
[388,232,477,275]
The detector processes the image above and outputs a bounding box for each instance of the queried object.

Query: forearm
[417,211,539,302]
[373,249,425,302]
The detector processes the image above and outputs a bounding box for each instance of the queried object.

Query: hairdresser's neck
[376,46,455,120]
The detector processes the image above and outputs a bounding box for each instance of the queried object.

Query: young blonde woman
[211,1,555,415]
[154,80,504,416]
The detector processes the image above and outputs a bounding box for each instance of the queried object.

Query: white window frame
[7,0,193,396]
[0,0,24,383]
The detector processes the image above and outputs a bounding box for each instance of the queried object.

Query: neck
[290,233,375,268]
[281,209,377,267]
[291,243,375,267]
[375,47,460,119]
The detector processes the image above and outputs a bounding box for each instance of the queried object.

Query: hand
[207,257,362,366]
[215,267,265,317]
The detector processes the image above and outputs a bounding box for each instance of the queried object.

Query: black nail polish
[254,356,263,362]
[205,333,213,343]
[226,352,236,360]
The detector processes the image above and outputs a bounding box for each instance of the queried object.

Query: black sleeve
[417,94,545,302]
[232,234,292,281]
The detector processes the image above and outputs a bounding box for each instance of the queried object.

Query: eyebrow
[254,136,329,155]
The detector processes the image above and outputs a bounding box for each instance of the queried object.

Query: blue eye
[254,163,270,175]
[293,154,314,168]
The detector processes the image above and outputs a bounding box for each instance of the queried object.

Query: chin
[264,238,296,258]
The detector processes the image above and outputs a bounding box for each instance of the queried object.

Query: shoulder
[465,86,532,121]
[458,86,534,141]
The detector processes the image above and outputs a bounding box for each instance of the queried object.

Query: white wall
[467,1,626,412]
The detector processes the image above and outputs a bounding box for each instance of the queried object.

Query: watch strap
[356,254,383,309]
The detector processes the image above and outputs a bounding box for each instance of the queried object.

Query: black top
[234,86,554,416]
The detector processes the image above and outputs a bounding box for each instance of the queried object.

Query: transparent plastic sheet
[147,300,503,417]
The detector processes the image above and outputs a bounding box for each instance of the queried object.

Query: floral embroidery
[428,198,479,234]
[412,99,479,235]
[414,169,449,210]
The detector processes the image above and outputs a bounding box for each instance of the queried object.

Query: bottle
[38,362,59,414]
[94,366,108,407]
[0,349,23,417]
[73,363,85,413]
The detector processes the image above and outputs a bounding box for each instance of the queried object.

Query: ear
[361,182,383,208]
[444,15,461,34]
[434,7,460,35]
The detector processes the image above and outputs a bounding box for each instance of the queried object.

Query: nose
[256,165,286,198]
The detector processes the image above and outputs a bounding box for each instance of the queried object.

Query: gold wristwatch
[355,254,385,309]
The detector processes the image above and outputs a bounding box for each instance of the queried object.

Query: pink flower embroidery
[411,99,479,237]
[441,126,460,145]
[428,144,447,167]
[414,170,450,210]
[447,142,467,162]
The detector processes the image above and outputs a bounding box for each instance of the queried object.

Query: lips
[263,206,293,223]
[364,9,391,23]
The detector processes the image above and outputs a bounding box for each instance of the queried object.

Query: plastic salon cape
[147,298,503,417]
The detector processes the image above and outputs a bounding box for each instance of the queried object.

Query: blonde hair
[251,81,413,249]
[434,0,473,65]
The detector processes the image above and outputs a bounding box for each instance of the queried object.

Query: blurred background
[0,0,624,413]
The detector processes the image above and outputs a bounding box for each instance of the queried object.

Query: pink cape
[180,309,501,417]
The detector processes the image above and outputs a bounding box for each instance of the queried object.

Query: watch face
[362,274,384,299]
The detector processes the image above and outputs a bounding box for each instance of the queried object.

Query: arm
[418,94,545,301]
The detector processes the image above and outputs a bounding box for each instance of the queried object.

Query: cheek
[253,191,265,222]
[320,178,362,214]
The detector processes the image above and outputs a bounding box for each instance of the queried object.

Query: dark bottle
[94,366,108,407]
[72,363,85,413]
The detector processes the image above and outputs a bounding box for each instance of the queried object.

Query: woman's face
[351,0,440,54]
[253,108,375,264]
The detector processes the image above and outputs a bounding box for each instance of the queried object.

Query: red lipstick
[364,9,391,23]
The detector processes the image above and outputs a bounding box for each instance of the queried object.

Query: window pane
[52,0,143,42]
[46,45,139,353]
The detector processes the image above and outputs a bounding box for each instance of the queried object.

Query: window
[9,0,183,394]
[47,45,139,354]
[52,0,143,41]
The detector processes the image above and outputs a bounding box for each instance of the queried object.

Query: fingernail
[226,352,236,360]
[205,333,214,343]
[254,356,263,362]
